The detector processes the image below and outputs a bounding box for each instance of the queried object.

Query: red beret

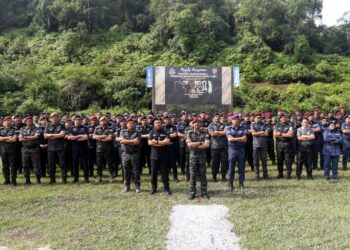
[192,119,200,124]
[89,115,97,121]
[3,116,11,121]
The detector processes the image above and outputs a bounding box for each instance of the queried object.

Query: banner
[154,66,232,105]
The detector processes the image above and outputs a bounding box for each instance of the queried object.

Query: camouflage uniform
[120,128,141,189]
[274,122,294,178]
[251,121,269,178]
[187,129,210,196]
[94,126,114,178]
[208,122,228,181]
[19,125,41,183]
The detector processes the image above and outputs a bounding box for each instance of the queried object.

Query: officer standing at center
[186,119,210,200]
[273,113,294,179]
[148,118,172,195]
[93,116,114,183]
[296,118,315,179]
[119,119,141,193]
[67,115,89,183]
[251,113,269,179]
[208,113,228,182]
[226,114,247,191]
[44,113,67,184]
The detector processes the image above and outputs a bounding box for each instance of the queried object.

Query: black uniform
[69,125,89,182]
[87,125,96,176]
[148,128,171,193]
[38,126,48,177]
[45,123,67,183]
[94,126,114,178]
[163,123,179,181]
[0,126,18,184]
[177,121,190,177]
[136,124,152,174]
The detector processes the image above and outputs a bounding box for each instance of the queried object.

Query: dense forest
[0,0,350,114]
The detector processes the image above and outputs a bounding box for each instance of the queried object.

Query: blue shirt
[322,129,343,156]
[226,125,246,148]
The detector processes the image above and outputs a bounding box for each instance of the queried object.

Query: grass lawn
[1,161,350,250]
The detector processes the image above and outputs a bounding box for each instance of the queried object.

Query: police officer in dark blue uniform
[67,115,89,183]
[323,121,342,180]
[226,114,247,191]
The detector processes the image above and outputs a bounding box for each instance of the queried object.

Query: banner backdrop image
[154,66,232,105]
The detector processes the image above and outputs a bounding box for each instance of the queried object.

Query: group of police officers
[0,106,349,199]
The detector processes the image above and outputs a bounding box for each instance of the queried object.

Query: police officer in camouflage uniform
[44,112,67,184]
[186,119,210,200]
[0,116,18,185]
[93,116,114,183]
[208,113,228,182]
[19,116,41,185]
[119,119,141,193]
[296,118,315,179]
[251,113,269,179]
[273,113,294,179]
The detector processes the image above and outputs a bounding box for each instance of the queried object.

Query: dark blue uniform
[226,125,246,186]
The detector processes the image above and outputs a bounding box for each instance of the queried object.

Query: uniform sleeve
[226,127,231,138]
[297,128,302,137]
[108,128,113,137]
[148,130,153,140]
[18,129,24,139]
[93,127,99,135]
[34,128,40,137]
[273,126,277,134]
[136,131,141,140]
[341,123,346,132]
[208,124,214,135]
[186,132,192,143]
[119,130,125,140]
[204,132,210,143]
[250,123,255,131]
[12,129,19,139]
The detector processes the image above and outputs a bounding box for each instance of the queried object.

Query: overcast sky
[321,0,350,26]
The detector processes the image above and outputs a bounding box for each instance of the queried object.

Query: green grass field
[1,161,350,250]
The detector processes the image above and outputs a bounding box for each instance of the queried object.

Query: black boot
[239,182,244,189]
[229,182,234,192]
[36,177,41,185]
